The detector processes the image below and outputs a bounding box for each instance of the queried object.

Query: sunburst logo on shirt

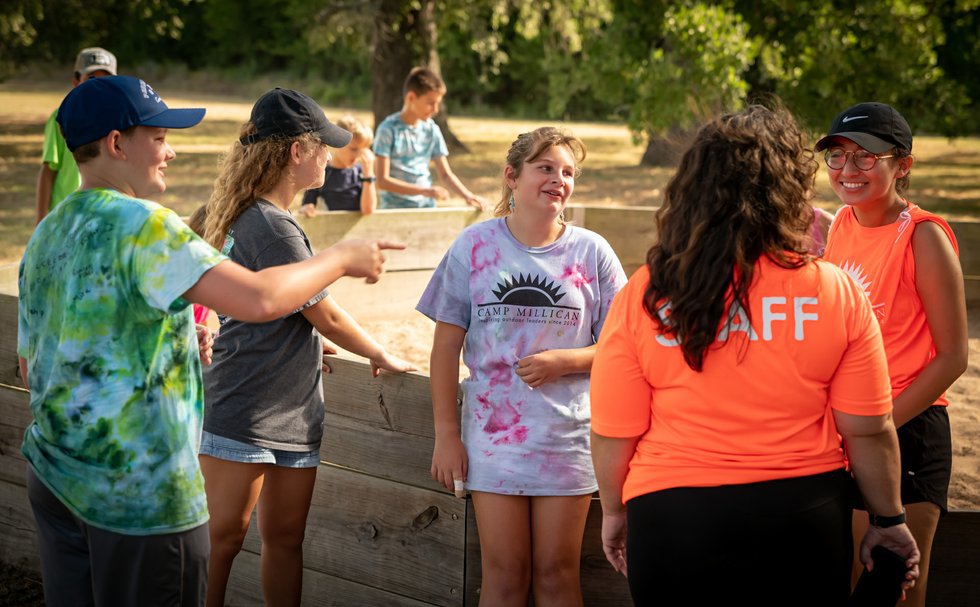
[490,273,568,307]
[840,260,873,298]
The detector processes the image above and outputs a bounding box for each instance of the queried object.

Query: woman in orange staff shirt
[818,102,968,607]
[590,105,920,606]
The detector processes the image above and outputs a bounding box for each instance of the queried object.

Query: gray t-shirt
[203,200,328,451]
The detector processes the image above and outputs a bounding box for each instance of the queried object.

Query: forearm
[309,298,384,361]
[559,344,597,375]
[359,183,377,214]
[376,174,432,197]
[892,352,968,427]
[591,432,639,514]
[430,326,464,439]
[437,167,475,200]
[18,357,29,391]
[186,245,353,322]
[35,165,54,225]
[845,426,904,517]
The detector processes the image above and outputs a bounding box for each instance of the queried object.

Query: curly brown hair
[203,122,318,249]
[644,104,817,371]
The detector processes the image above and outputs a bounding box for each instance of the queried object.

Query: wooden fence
[0,205,978,605]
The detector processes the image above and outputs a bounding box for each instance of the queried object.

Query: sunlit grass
[2,82,978,264]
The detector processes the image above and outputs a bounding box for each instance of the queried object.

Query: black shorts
[898,405,951,513]
[851,405,951,514]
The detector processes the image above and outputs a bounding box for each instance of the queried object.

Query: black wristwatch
[360,175,376,183]
[869,510,906,528]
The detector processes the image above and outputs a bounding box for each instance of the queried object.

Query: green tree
[0,1,42,80]
[579,1,758,165]
[737,0,970,136]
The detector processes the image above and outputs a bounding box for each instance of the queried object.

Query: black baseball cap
[240,88,352,147]
[58,76,205,151]
[814,102,912,154]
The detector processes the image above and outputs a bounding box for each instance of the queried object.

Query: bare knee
[480,555,531,602]
[210,524,248,559]
[532,556,581,598]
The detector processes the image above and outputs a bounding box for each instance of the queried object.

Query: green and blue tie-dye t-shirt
[17,188,226,535]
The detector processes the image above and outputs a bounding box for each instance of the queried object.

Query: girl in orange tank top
[817,102,967,607]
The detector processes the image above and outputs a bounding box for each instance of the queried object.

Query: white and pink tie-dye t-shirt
[417,218,627,495]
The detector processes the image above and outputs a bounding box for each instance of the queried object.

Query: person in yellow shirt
[35,47,117,225]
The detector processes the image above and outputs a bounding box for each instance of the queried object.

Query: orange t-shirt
[590,257,892,502]
[823,203,959,405]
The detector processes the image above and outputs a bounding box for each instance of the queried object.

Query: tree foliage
[4,0,979,161]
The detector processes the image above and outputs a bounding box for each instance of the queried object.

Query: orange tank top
[823,203,959,405]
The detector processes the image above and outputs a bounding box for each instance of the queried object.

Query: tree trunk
[639,126,695,167]
[371,0,468,153]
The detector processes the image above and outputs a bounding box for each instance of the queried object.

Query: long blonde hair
[203,122,318,249]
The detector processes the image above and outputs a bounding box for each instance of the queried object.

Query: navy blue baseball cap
[57,75,206,151]
[814,102,913,154]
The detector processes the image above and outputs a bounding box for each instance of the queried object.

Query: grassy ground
[1,80,979,265]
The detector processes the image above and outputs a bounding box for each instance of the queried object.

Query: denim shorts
[199,431,321,469]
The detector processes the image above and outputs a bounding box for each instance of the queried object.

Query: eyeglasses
[824,149,897,171]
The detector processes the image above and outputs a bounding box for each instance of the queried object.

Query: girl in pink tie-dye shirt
[418,127,626,605]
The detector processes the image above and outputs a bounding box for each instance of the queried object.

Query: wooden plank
[463,497,633,606]
[965,277,980,306]
[322,411,443,492]
[226,548,440,607]
[0,478,40,572]
[320,356,460,490]
[463,498,480,607]
[0,262,17,294]
[243,464,466,607]
[927,510,980,607]
[950,221,980,278]
[0,292,20,387]
[0,384,30,487]
[297,208,491,272]
[572,206,658,270]
[322,356,456,439]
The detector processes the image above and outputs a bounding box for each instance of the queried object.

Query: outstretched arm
[302,295,414,376]
[432,156,489,210]
[184,239,403,323]
[375,155,448,201]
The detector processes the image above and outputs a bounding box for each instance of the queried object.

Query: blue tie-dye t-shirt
[373,111,448,209]
[17,188,226,534]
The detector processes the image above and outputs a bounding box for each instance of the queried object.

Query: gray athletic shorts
[26,466,209,607]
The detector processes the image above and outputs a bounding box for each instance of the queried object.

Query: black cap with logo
[240,88,352,148]
[814,102,912,154]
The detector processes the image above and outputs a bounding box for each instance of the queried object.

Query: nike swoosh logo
[841,115,868,123]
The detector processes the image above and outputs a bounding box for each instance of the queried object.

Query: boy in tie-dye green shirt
[18,187,225,534]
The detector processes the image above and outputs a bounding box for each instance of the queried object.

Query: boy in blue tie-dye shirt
[17,76,400,607]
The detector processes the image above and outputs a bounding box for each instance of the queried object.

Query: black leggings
[626,469,852,607]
